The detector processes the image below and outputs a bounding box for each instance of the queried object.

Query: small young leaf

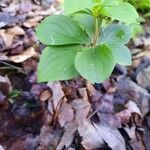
[99,24,132,45]
[93,0,121,15]
[104,2,139,23]
[108,44,132,66]
[38,45,80,82]
[64,0,92,15]
[75,45,115,83]
[36,15,89,45]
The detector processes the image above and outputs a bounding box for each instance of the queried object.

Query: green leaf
[129,0,150,10]
[108,44,132,66]
[75,45,115,83]
[38,45,80,82]
[131,23,144,39]
[99,24,132,45]
[64,0,93,15]
[74,13,95,40]
[103,2,139,23]
[36,15,89,45]
[98,0,121,6]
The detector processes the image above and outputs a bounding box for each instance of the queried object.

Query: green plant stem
[92,17,102,47]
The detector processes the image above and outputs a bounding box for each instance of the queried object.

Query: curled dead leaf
[133,50,150,59]
[23,16,43,28]
[58,103,74,127]
[7,26,25,35]
[86,81,102,102]
[9,47,37,63]
[125,100,142,117]
[0,26,25,48]
[40,89,52,102]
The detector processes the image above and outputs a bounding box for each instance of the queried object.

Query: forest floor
[0,0,150,150]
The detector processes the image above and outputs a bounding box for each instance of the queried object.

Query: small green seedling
[36,0,139,83]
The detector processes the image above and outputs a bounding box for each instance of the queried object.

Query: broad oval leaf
[104,2,139,23]
[64,0,92,15]
[74,13,95,41]
[36,15,89,45]
[108,44,132,66]
[99,24,132,45]
[38,45,80,82]
[75,45,115,83]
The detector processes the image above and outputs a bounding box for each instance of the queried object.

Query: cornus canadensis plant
[36,0,139,83]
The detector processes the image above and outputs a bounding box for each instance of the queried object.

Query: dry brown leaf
[116,109,132,124]
[9,47,37,63]
[0,29,14,47]
[136,66,150,89]
[125,100,142,117]
[7,26,25,35]
[0,52,9,61]
[86,81,102,101]
[98,113,122,128]
[0,75,12,95]
[0,26,25,48]
[40,89,52,102]
[143,37,150,47]
[71,99,91,125]
[117,77,150,116]
[78,88,88,101]
[23,16,43,28]
[133,50,150,59]
[58,103,74,127]
[47,82,66,111]
[78,121,126,150]
[47,99,54,115]
[0,145,4,150]
[130,141,145,150]
[133,58,142,68]
[124,127,136,140]
[78,121,104,150]
[125,127,145,150]
[94,124,126,150]
[56,121,77,150]
[28,5,61,18]
[2,1,19,13]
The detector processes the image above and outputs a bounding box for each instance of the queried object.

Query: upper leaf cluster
[36,0,139,83]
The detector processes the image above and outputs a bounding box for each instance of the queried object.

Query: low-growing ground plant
[36,0,139,83]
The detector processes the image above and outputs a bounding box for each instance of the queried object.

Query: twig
[0,60,26,74]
